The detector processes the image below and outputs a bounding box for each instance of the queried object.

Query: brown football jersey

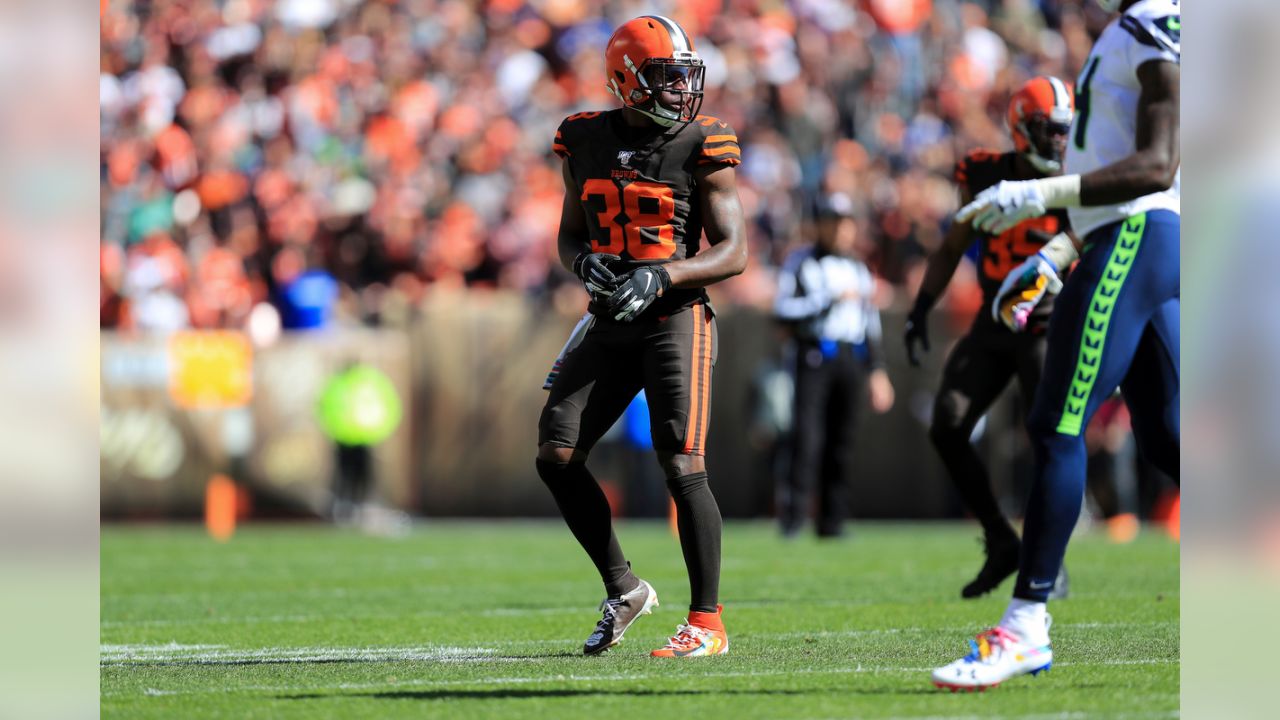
[554,110,740,317]
[955,149,1071,329]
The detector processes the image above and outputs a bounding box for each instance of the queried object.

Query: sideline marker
[205,474,237,542]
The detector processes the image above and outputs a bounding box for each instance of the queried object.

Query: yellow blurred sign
[168,331,252,409]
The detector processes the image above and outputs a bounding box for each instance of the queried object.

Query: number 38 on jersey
[581,178,677,259]
[554,111,740,263]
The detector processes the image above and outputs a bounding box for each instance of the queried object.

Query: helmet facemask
[613,55,705,127]
[1018,114,1072,175]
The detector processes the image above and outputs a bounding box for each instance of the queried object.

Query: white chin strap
[1025,152,1062,175]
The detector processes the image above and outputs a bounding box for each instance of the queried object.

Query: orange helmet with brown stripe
[605,15,705,127]
[1008,76,1074,175]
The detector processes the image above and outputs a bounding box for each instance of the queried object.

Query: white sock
[999,598,1051,646]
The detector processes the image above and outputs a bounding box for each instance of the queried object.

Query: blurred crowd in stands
[100,0,1096,335]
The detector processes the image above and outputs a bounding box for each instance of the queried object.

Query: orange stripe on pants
[695,307,712,454]
[683,305,705,454]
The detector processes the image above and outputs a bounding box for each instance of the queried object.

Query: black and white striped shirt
[774,248,883,352]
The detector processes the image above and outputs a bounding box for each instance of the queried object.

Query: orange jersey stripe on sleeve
[701,145,740,157]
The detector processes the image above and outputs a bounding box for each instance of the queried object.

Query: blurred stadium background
[99,0,1177,529]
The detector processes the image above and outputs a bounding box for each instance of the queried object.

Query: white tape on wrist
[1037,174,1082,208]
[1038,233,1079,270]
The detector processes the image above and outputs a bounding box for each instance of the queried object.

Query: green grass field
[101,521,1178,719]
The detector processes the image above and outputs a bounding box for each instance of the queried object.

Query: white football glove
[991,252,1063,332]
[956,180,1048,235]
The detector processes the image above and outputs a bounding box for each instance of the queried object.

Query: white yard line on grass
[102,643,224,654]
[100,620,1175,658]
[103,658,1178,700]
[100,645,499,665]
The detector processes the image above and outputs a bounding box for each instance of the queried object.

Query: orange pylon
[205,474,237,542]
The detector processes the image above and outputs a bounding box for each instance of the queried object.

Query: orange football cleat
[651,605,728,657]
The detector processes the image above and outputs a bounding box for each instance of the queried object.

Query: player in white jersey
[930,0,1180,691]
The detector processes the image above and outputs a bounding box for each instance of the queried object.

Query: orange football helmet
[605,16,705,127]
[1008,76,1074,175]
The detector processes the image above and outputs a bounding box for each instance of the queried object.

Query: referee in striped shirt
[774,193,895,538]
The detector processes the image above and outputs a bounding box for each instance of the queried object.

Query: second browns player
[904,77,1074,599]
[536,15,747,658]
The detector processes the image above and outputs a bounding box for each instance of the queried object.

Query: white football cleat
[931,625,1053,692]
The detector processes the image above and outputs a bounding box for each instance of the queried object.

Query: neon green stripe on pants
[1057,213,1146,436]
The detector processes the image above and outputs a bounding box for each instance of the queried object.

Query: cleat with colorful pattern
[930,625,1052,691]
[651,604,728,657]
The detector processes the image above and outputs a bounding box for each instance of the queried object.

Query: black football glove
[604,265,671,322]
[572,252,622,300]
[904,291,933,367]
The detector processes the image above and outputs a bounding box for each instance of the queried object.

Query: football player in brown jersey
[536,15,747,658]
[904,77,1074,599]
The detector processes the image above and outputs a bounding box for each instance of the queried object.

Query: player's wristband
[1037,233,1079,271]
[1036,174,1082,208]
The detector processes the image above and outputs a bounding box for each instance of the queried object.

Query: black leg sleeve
[536,458,638,598]
[930,333,1019,542]
[666,471,722,614]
